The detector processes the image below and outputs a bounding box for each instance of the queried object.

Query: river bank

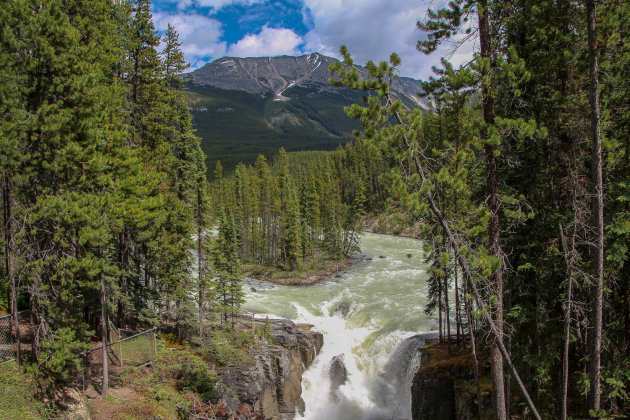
[362,211,424,239]
[243,253,360,286]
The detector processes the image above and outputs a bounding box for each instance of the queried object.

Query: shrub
[37,327,90,385]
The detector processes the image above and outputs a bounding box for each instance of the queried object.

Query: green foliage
[171,352,219,401]
[0,0,211,390]
[211,143,376,273]
[185,83,360,175]
[254,317,273,343]
[37,328,90,385]
[197,327,254,367]
[119,350,213,413]
[329,0,630,411]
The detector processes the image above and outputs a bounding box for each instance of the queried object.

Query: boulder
[329,354,348,390]
[335,301,351,317]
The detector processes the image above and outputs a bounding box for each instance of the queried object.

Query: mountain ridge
[182,53,430,175]
[183,53,430,108]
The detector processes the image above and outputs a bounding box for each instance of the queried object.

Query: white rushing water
[243,233,438,420]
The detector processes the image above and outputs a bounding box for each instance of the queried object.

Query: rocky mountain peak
[183,53,429,109]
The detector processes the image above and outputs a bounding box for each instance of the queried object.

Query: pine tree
[212,208,243,327]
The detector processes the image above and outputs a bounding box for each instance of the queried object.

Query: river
[243,233,438,420]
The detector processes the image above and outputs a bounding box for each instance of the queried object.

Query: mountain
[182,53,429,175]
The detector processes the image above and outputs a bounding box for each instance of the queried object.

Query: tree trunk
[586,0,604,412]
[477,1,506,418]
[197,185,205,338]
[3,172,19,366]
[445,268,451,354]
[464,278,484,420]
[455,255,461,345]
[559,219,577,420]
[100,247,108,398]
[438,278,443,343]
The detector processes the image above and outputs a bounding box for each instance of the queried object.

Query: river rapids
[243,233,438,420]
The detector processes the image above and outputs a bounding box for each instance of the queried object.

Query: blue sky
[151,0,475,79]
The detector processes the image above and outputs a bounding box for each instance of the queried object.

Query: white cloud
[152,0,476,78]
[153,12,228,68]
[301,0,476,79]
[227,26,303,57]
[197,0,264,10]
[157,0,264,11]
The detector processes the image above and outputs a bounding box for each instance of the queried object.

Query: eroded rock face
[411,369,456,420]
[218,319,323,420]
[410,339,481,420]
[329,354,348,403]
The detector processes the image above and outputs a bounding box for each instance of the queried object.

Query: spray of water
[244,233,438,420]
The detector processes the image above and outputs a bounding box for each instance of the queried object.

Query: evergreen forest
[1,0,629,419]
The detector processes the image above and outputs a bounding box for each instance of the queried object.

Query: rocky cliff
[218,318,323,420]
[411,339,486,420]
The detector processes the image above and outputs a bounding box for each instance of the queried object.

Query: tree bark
[439,276,443,343]
[100,247,108,398]
[3,172,19,366]
[586,0,604,412]
[464,278,484,420]
[477,1,506,418]
[197,184,205,338]
[559,217,578,420]
[445,259,451,354]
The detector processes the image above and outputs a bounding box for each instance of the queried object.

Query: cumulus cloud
[153,12,228,69]
[197,0,264,10]
[157,0,264,11]
[151,0,476,78]
[302,0,476,79]
[227,26,303,57]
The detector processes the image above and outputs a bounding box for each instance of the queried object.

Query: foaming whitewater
[243,233,438,420]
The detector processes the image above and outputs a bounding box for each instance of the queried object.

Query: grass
[111,349,220,418]
[0,362,49,419]
[197,327,255,367]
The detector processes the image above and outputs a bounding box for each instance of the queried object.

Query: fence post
[82,352,87,392]
[153,329,157,359]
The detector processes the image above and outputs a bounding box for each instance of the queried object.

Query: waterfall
[243,233,439,420]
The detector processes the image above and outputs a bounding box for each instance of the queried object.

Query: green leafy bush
[37,327,90,385]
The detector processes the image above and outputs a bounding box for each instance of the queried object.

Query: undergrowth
[0,363,50,419]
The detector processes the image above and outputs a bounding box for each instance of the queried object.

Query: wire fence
[86,325,157,367]
[82,324,158,389]
[0,310,28,363]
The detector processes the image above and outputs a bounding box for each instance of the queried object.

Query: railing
[0,310,28,363]
[86,326,158,367]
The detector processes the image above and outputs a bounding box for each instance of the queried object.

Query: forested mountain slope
[182,54,430,174]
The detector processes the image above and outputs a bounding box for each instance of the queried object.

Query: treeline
[0,0,210,386]
[330,0,629,418]
[211,142,385,271]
